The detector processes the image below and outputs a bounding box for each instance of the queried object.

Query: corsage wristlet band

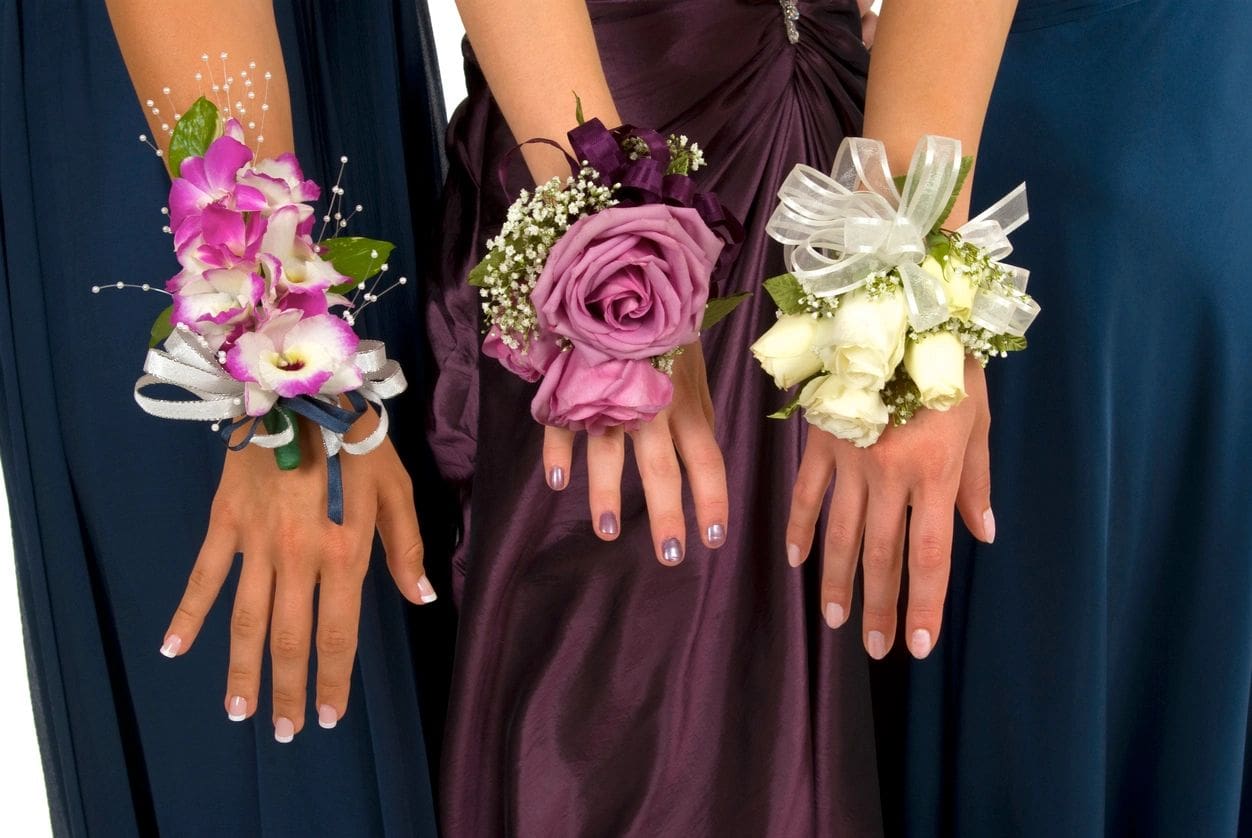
[105,80,408,524]
[752,135,1040,446]
[471,112,747,433]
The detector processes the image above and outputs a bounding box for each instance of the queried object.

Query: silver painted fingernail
[824,602,845,629]
[274,717,295,744]
[982,508,996,543]
[706,523,726,547]
[227,695,247,722]
[661,538,683,564]
[866,630,888,660]
[910,629,933,659]
[159,634,182,658]
[547,466,566,490]
[416,574,438,604]
[598,512,619,536]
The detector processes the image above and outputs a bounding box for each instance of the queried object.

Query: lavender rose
[531,205,723,364]
[482,326,561,383]
[531,348,674,435]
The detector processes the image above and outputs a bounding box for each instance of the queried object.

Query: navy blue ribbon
[217,392,367,525]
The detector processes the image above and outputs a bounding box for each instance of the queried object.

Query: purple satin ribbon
[567,118,744,245]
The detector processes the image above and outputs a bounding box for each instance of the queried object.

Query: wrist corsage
[752,135,1039,447]
[106,79,407,523]
[470,113,746,434]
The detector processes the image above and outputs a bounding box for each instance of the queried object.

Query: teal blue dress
[873,1,1252,834]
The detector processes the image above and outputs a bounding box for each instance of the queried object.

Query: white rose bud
[751,313,836,389]
[921,252,977,320]
[798,374,890,448]
[817,287,908,391]
[904,330,968,411]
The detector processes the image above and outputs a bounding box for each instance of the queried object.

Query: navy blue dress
[0,2,454,834]
[874,1,1252,834]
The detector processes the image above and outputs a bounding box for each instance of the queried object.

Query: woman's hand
[785,356,994,659]
[157,410,433,742]
[542,343,729,565]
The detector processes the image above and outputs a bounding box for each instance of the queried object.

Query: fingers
[820,469,867,630]
[787,426,838,567]
[956,412,994,543]
[224,547,273,723]
[269,565,316,743]
[630,418,686,565]
[313,558,366,730]
[162,517,238,657]
[671,408,728,550]
[543,425,575,491]
[905,484,958,660]
[859,489,908,660]
[587,427,625,540]
[377,475,435,605]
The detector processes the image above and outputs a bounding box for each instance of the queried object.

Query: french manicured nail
[318,704,339,730]
[824,602,845,629]
[910,629,933,659]
[866,630,887,660]
[598,512,619,536]
[227,696,247,722]
[661,538,683,564]
[706,523,726,547]
[547,466,566,490]
[982,508,996,543]
[786,543,802,567]
[274,717,295,744]
[159,634,182,658]
[416,574,437,604]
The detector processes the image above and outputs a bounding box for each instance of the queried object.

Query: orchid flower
[168,133,266,252]
[258,205,346,297]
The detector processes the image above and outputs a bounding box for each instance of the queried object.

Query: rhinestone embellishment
[779,0,800,44]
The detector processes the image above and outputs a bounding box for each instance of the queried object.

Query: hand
[542,343,729,565]
[157,409,433,742]
[785,356,994,659]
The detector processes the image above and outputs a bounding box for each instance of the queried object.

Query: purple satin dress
[427,2,873,834]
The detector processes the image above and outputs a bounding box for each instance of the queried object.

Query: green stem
[263,406,301,470]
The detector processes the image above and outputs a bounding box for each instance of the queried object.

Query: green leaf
[933,155,975,232]
[167,96,220,178]
[574,93,585,126]
[262,407,301,470]
[466,250,503,288]
[989,333,1028,354]
[701,292,751,330]
[766,373,822,420]
[322,237,395,294]
[148,304,174,348]
[892,173,909,195]
[763,273,807,316]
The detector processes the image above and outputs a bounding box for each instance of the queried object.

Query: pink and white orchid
[239,152,321,234]
[224,310,363,416]
[168,133,267,252]
[258,205,346,297]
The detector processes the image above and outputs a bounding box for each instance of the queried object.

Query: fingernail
[786,543,802,567]
[661,537,683,564]
[866,630,887,660]
[547,466,566,490]
[318,704,339,730]
[598,511,619,536]
[227,696,247,722]
[416,574,437,604]
[910,629,933,659]
[824,602,845,629]
[159,634,182,658]
[706,523,726,547]
[274,717,295,744]
[982,508,996,543]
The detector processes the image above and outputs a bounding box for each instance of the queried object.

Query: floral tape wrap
[766,136,1039,335]
[134,328,407,523]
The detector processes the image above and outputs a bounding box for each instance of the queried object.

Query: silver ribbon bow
[767,135,1038,336]
[134,326,408,458]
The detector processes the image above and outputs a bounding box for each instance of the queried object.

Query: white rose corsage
[752,135,1039,447]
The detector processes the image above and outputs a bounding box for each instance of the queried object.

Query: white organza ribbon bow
[767,135,1037,336]
[134,326,407,458]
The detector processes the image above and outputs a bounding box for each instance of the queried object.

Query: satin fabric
[427,2,877,834]
[0,2,451,834]
[873,1,1252,835]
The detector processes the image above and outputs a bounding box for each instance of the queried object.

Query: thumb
[377,481,436,605]
[956,419,995,544]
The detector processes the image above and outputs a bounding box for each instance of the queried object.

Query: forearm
[105,0,294,162]
[863,0,1017,224]
[455,0,619,183]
